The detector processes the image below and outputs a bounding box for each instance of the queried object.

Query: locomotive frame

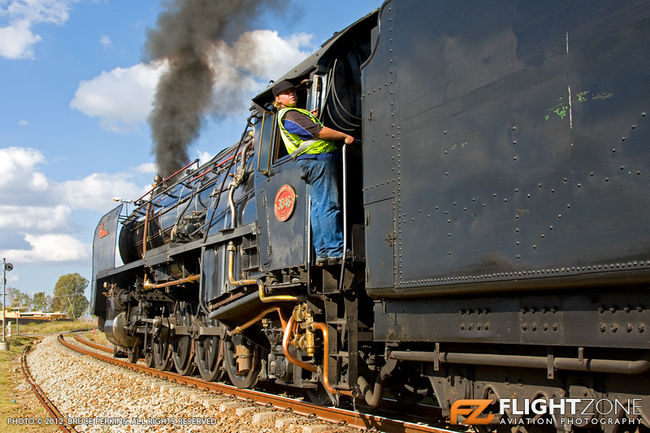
[92,1,650,431]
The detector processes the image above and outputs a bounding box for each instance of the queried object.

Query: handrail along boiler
[92,0,650,429]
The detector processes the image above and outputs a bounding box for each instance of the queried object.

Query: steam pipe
[257,280,299,303]
[282,315,317,373]
[311,322,353,397]
[225,241,298,302]
[228,306,280,336]
[226,241,257,287]
[228,184,236,229]
[143,274,200,290]
[388,350,650,375]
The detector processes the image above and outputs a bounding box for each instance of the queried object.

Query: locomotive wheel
[171,302,195,376]
[223,339,261,389]
[152,335,173,371]
[195,320,224,382]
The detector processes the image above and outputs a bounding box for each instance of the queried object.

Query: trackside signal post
[0,258,13,351]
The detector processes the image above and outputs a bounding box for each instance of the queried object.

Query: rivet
[443,130,448,134]
[622,137,626,142]
[513,140,517,145]
[642,112,647,117]
[610,324,618,333]
[611,148,616,153]
[577,183,581,187]
[512,125,517,130]
[626,323,633,333]
[513,156,518,160]
[632,124,637,129]
[600,324,606,333]
[605,177,610,182]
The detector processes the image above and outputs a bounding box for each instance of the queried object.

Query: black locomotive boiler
[92,0,650,430]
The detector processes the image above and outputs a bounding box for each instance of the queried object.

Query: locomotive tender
[92,0,650,429]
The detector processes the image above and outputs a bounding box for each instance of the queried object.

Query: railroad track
[60,333,456,433]
[20,344,78,433]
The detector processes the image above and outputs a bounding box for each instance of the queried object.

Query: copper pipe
[141,195,152,258]
[227,242,257,287]
[311,322,353,397]
[143,274,200,290]
[229,307,288,336]
[282,315,317,373]
[257,280,298,303]
[229,306,279,336]
[225,241,298,302]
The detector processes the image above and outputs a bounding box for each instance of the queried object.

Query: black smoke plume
[146,0,285,178]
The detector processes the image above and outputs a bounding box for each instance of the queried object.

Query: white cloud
[1,234,89,263]
[230,30,313,79]
[18,119,29,126]
[70,61,168,132]
[99,34,111,49]
[0,19,40,59]
[134,162,156,174]
[0,204,72,231]
[0,146,49,193]
[71,30,314,131]
[0,146,150,264]
[0,0,77,59]
[61,172,147,211]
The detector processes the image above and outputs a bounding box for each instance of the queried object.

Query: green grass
[0,320,98,432]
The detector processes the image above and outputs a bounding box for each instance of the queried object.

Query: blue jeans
[296,156,344,259]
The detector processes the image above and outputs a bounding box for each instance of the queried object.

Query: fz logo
[450,399,495,425]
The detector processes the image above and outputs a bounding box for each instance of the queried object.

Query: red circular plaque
[274,184,296,222]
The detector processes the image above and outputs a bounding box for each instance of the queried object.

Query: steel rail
[62,334,450,433]
[21,345,78,433]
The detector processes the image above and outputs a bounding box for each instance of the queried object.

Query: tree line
[4,273,89,320]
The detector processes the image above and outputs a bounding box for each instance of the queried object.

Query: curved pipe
[257,280,299,303]
[227,241,257,287]
[311,322,353,397]
[229,307,287,336]
[227,183,237,229]
[357,374,385,407]
[143,274,200,290]
[282,315,317,373]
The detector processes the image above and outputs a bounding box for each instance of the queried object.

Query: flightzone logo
[450,398,644,427]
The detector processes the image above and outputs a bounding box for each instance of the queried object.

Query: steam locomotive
[92,0,650,430]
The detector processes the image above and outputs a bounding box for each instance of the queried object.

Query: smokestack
[146,0,286,178]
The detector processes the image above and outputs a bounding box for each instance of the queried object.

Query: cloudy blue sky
[0,0,382,302]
